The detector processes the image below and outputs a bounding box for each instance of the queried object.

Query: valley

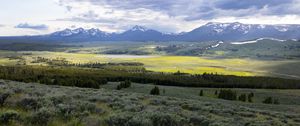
[1,38,300,126]
[2,1,300,126]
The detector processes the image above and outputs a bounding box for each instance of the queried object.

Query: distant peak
[88,28,100,32]
[130,25,148,32]
[205,22,219,26]
[74,27,84,30]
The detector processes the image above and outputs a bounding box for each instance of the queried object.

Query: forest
[0,65,299,89]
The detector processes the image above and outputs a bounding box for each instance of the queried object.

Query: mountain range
[1,22,300,42]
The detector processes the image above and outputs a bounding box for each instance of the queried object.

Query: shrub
[0,110,20,124]
[28,108,52,126]
[116,80,131,90]
[150,86,160,95]
[263,97,280,105]
[116,85,122,90]
[0,93,10,106]
[238,94,247,102]
[274,99,280,104]
[214,90,218,95]
[249,92,254,97]
[199,90,204,96]
[57,104,77,120]
[248,93,254,103]
[106,113,132,126]
[218,89,237,100]
[151,113,185,126]
[263,97,273,104]
[18,98,40,110]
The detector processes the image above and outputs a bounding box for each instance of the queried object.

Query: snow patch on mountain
[206,41,224,50]
[130,25,148,32]
[231,40,258,45]
[231,38,285,45]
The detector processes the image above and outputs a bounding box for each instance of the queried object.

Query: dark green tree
[263,97,273,104]
[248,92,254,103]
[238,94,247,102]
[214,90,218,95]
[199,90,204,96]
[274,99,280,104]
[150,86,160,95]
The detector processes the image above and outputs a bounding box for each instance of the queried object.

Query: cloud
[51,0,300,33]
[57,0,300,21]
[15,23,48,30]
[0,24,4,27]
[215,0,292,10]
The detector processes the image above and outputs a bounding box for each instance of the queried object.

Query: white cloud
[1,0,300,36]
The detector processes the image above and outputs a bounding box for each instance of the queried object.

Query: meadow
[102,82,300,105]
[0,41,300,126]
[16,51,300,78]
[0,40,300,78]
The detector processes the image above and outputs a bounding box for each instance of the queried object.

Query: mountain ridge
[1,22,300,42]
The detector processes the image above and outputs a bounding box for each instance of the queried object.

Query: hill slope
[1,80,300,126]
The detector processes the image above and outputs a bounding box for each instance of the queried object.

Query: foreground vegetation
[1,80,300,126]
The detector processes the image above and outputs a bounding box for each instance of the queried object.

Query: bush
[18,98,40,110]
[151,113,185,126]
[214,90,218,95]
[106,113,132,126]
[116,85,122,90]
[218,89,237,100]
[263,97,273,104]
[28,108,52,126]
[274,99,280,104]
[199,90,204,96]
[162,89,166,94]
[248,93,254,102]
[0,110,20,124]
[238,94,247,102]
[263,97,280,104]
[57,104,77,120]
[150,86,160,95]
[0,93,10,106]
[116,80,131,90]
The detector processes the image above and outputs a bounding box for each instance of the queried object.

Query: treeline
[33,57,144,68]
[0,42,70,51]
[0,66,300,89]
[0,66,107,89]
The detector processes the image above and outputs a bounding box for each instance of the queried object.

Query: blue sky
[1,0,300,36]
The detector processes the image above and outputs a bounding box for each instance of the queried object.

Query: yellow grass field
[22,52,276,76]
[1,51,300,78]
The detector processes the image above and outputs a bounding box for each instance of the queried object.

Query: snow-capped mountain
[114,25,171,41]
[1,22,300,42]
[51,28,110,38]
[180,22,300,41]
[129,25,148,32]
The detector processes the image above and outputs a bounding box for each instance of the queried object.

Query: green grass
[102,82,300,105]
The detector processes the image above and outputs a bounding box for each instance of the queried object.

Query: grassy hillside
[103,82,300,105]
[1,80,300,126]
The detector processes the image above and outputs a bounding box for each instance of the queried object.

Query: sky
[1,0,300,36]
